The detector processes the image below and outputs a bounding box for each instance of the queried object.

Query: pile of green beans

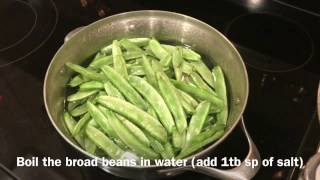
[64,38,228,161]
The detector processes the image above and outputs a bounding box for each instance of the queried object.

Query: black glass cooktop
[0,0,319,179]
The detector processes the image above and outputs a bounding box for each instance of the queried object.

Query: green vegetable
[180,62,194,75]
[83,137,97,154]
[176,130,224,159]
[79,81,104,90]
[123,51,143,60]
[87,101,118,138]
[128,65,145,76]
[85,125,125,159]
[171,80,223,110]
[112,40,128,79]
[126,37,151,47]
[63,112,84,146]
[160,55,172,67]
[120,39,143,52]
[64,37,229,160]
[164,142,175,159]
[89,55,113,68]
[181,48,201,61]
[172,48,183,81]
[128,76,175,134]
[66,62,104,81]
[172,128,186,149]
[190,72,216,94]
[103,81,124,99]
[192,61,215,88]
[178,89,198,108]
[212,66,228,125]
[67,90,98,102]
[72,113,91,135]
[97,96,167,143]
[101,66,147,110]
[191,123,225,144]
[122,119,150,147]
[67,99,86,111]
[186,101,211,144]
[149,39,169,60]
[69,75,86,87]
[141,55,157,88]
[102,108,159,159]
[157,72,187,134]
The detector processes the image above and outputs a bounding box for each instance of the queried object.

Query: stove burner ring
[225,13,314,72]
[0,0,37,51]
[0,0,58,68]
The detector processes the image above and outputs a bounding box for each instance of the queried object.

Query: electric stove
[0,0,319,179]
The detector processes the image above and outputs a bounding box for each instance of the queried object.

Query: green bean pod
[67,98,86,112]
[101,65,147,110]
[85,125,125,159]
[190,72,216,94]
[191,123,225,144]
[172,48,183,81]
[66,62,105,81]
[120,39,143,52]
[67,90,98,102]
[212,66,228,125]
[103,81,125,99]
[181,48,201,61]
[128,76,175,134]
[151,60,165,72]
[102,108,159,159]
[128,65,145,76]
[162,44,176,53]
[68,75,86,87]
[101,38,150,55]
[100,44,112,54]
[192,61,215,88]
[97,96,167,143]
[127,37,150,47]
[180,96,195,114]
[148,136,173,159]
[112,40,128,79]
[147,106,158,118]
[89,55,113,68]
[160,55,172,67]
[176,130,224,159]
[156,72,187,134]
[186,101,211,144]
[164,142,175,159]
[69,103,88,117]
[86,101,118,138]
[79,81,104,90]
[149,39,169,60]
[72,113,91,135]
[123,51,143,60]
[171,80,224,110]
[172,128,186,149]
[141,55,157,88]
[63,112,84,147]
[83,137,97,154]
[92,52,104,61]
[178,89,199,108]
[122,119,150,147]
[180,62,194,75]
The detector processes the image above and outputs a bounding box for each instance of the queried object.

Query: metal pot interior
[44,10,249,165]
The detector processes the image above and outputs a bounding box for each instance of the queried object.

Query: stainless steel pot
[44,10,260,180]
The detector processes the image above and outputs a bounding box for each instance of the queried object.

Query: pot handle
[64,26,85,42]
[158,117,261,180]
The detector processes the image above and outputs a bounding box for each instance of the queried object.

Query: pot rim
[43,10,249,169]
